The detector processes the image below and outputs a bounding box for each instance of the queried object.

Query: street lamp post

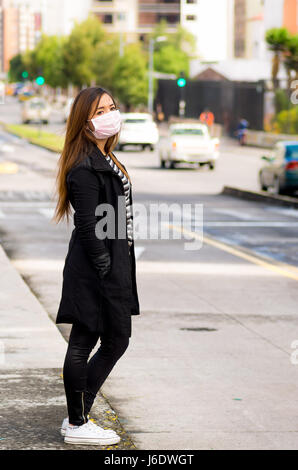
[118,12,125,58]
[148,36,166,115]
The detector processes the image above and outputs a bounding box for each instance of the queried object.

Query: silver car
[259,141,298,195]
[21,97,51,124]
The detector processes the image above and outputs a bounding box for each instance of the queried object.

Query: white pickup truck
[158,123,220,170]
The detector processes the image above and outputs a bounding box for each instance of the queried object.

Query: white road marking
[134,246,145,259]
[212,208,263,220]
[1,144,14,153]
[203,221,298,227]
[12,259,65,271]
[38,208,55,218]
[0,202,55,208]
[136,261,277,276]
[265,207,298,218]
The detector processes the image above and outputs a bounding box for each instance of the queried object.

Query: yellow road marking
[169,224,298,282]
[0,161,18,174]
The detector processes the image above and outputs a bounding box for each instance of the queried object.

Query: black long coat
[56,143,140,337]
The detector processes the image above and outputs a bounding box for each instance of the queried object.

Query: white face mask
[87,109,122,139]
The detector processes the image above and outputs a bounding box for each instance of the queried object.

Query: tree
[147,20,197,77]
[34,35,68,88]
[8,54,26,82]
[62,15,107,88]
[112,43,148,109]
[284,34,298,82]
[265,28,290,88]
[153,44,190,77]
[91,33,120,90]
[22,47,44,83]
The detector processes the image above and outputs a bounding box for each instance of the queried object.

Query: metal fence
[155,79,265,135]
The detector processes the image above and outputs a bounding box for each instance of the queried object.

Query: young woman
[53,87,140,446]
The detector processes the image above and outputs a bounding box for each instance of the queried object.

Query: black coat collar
[87,143,114,173]
[88,143,129,177]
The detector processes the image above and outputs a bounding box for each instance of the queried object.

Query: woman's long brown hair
[52,87,131,224]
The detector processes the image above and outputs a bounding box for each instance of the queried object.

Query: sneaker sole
[64,435,120,446]
[61,428,118,438]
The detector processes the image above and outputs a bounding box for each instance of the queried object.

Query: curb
[0,240,136,449]
[222,186,298,209]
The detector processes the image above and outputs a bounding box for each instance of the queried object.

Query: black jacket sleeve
[68,166,110,274]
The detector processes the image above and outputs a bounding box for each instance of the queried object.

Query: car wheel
[272,176,281,195]
[160,159,166,169]
[209,162,215,170]
[150,145,155,152]
[169,161,176,169]
[118,144,124,151]
[259,171,267,191]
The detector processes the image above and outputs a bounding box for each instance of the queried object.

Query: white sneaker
[64,420,121,446]
[61,417,118,437]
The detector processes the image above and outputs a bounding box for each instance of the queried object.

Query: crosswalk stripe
[38,208,55,219]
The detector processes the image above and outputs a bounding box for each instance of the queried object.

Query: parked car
[21,97,51,124]
[158,122,220,169]
[18,90,35,102]
[259,141,298,195]
[117,113,159,151]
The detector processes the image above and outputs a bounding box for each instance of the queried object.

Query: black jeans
[63,323,129,426]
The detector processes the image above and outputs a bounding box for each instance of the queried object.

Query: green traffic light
[177,77,186,88]
[36,76,45,86]
[22,71,28,79]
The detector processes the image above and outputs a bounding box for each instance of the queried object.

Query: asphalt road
[0,105,298,449]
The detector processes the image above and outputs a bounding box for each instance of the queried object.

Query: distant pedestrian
[199,108,214,128]
[53,87,140,446]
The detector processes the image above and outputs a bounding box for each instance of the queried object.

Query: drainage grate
[180,327,217,332]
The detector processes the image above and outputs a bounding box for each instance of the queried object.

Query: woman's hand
[94,250,111,279]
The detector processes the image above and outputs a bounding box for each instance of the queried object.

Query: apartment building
[91,0,138,42]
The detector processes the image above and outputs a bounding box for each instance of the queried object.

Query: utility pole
[148,38,154,115]
[148,36,166,115]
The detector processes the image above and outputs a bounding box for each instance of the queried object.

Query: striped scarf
[105,153,133,247]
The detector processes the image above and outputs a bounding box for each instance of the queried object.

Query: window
[186,15,196,21]
[103,14,113,24]
[172,128,206,136]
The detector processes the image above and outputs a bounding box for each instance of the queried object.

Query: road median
[222,185,298,208]
[0,121,64,154]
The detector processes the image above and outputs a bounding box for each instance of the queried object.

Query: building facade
[283,0,298,34]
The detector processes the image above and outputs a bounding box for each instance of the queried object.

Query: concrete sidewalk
[0,244,136,450]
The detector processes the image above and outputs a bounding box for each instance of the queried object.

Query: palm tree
[266,28,290,88]
[284,34,298,83]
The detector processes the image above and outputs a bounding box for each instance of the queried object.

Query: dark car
[259,141,298,195]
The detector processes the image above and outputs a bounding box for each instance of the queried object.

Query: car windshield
[124,119,149,124]
[171,128,206,136]
[286,146,298,159]
[29,102,46,109]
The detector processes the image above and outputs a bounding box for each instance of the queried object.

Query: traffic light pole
[179,85,186,117]
[177,71,186,117]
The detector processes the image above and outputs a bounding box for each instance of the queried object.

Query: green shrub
[275,107,298,134]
